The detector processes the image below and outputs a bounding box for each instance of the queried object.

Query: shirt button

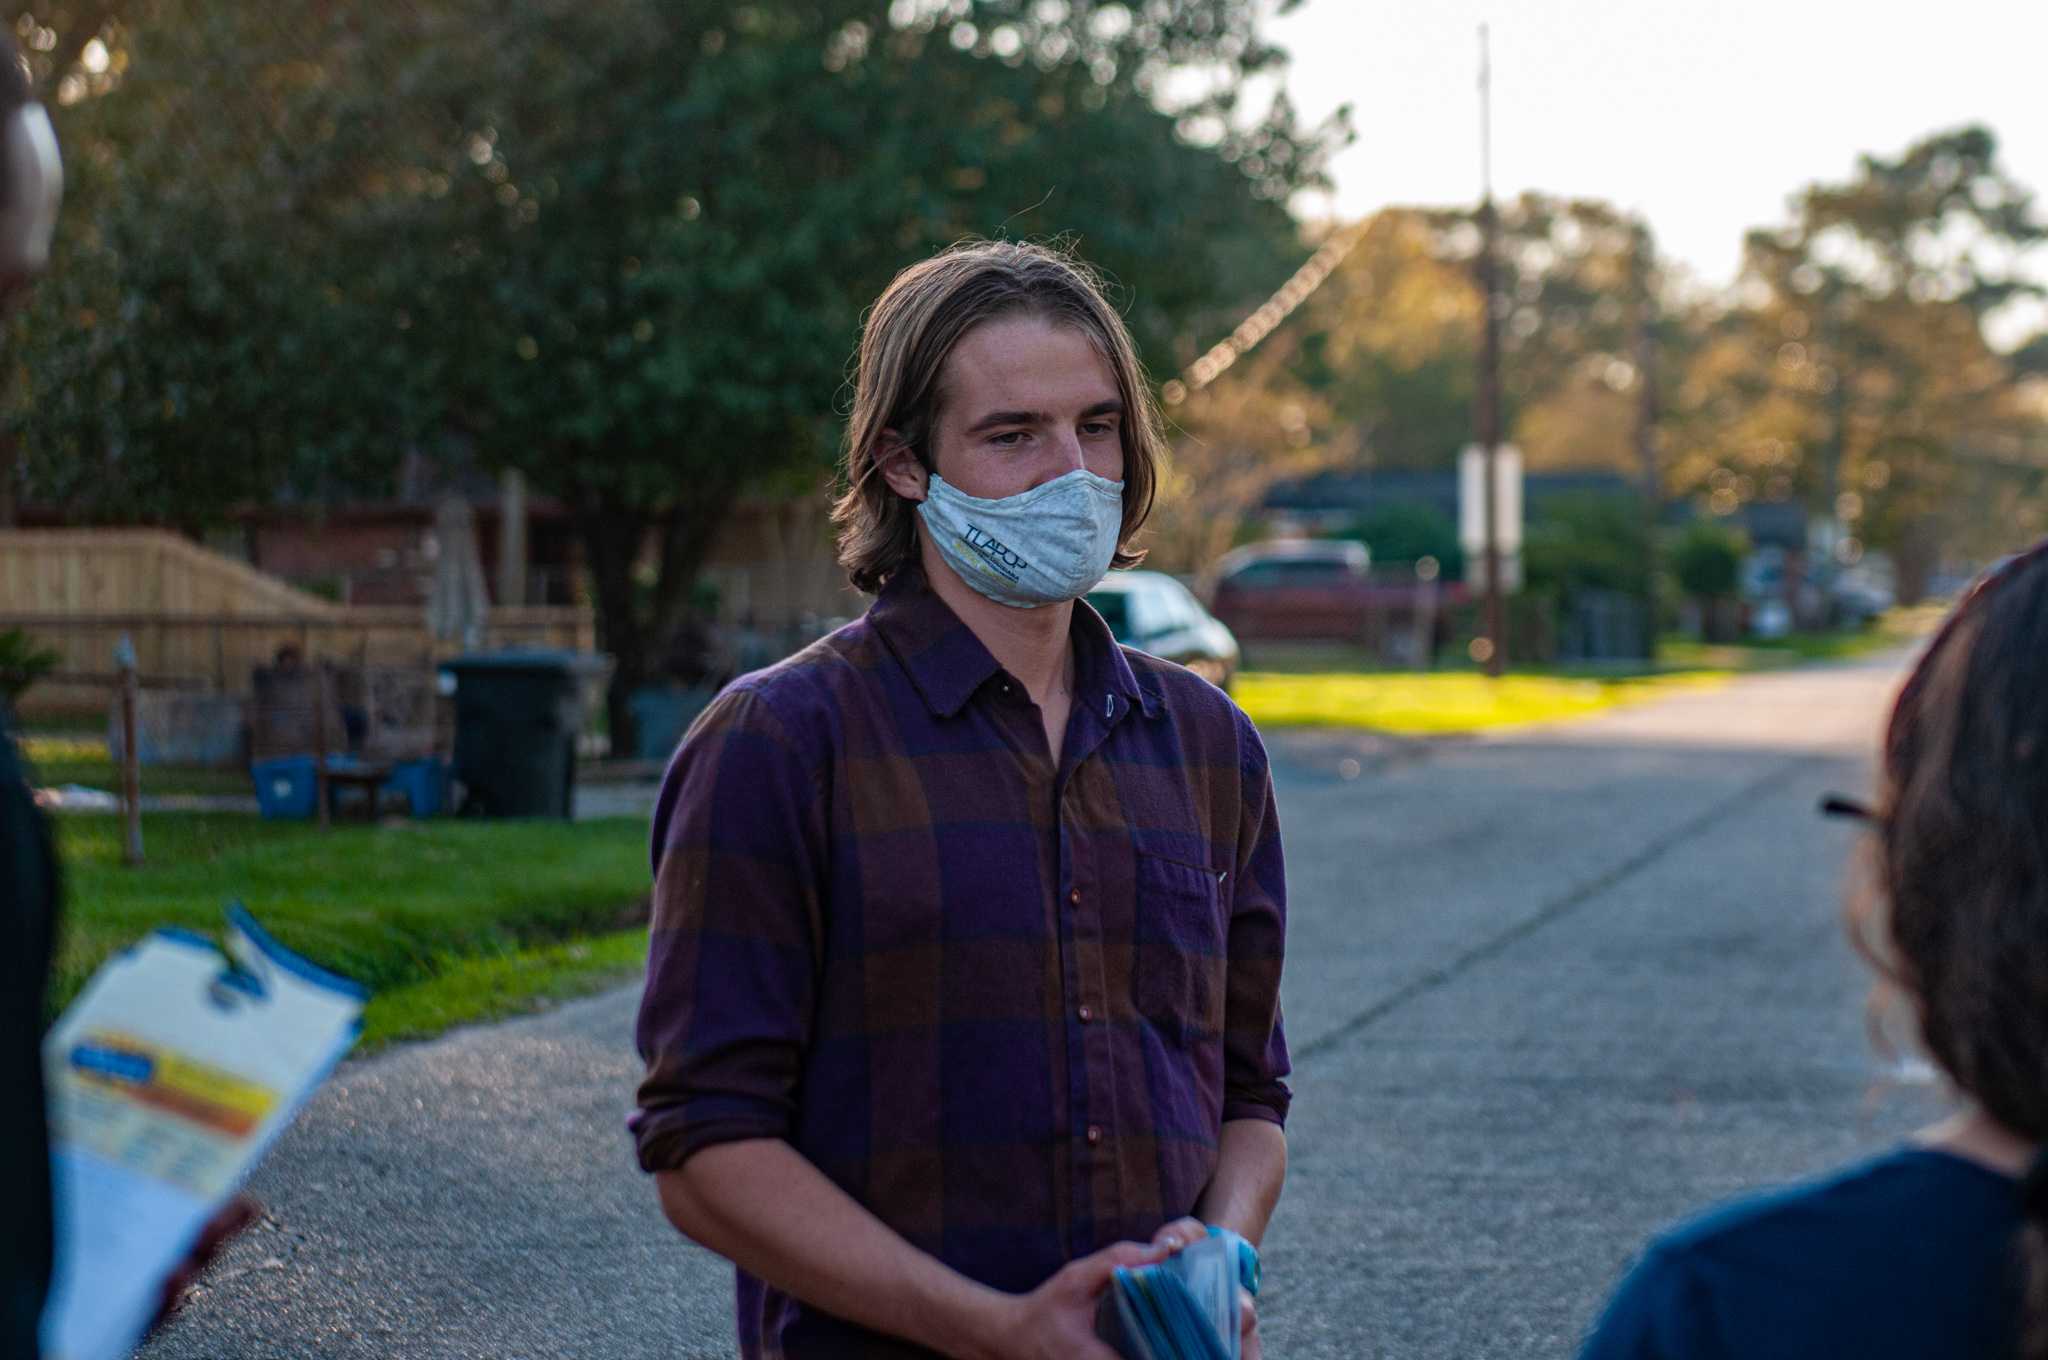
[1077,1004,1093,1023]
[1068,887,1082,906]
[1085,1125,1103,1146]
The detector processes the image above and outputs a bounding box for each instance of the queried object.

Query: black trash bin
[441,651,610,818]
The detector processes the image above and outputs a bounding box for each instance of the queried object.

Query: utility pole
[1475,24,1505,676]
[1631,219,1660,660]
[1825,278,1849,566]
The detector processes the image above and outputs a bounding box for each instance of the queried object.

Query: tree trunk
[578,503,651,761]
[1893,518,1938,607]
[576,484,744,762]
[648,491,734,662]
[0,429,15,528]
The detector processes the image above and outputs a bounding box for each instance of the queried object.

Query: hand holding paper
[40,906,363,1360]
[1097,1227,1261,1360]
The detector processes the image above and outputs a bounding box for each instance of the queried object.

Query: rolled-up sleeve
[1222,707,1290,1127]
[631,685,826,1173]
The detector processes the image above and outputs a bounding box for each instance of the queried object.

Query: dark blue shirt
[1581,1148,2024,1360]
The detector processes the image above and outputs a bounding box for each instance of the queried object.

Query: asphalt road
[144,650,1943,1359]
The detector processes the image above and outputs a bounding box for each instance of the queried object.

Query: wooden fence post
[1413,558,1442,672]
[114,633,144,866]
[314,662,331,830]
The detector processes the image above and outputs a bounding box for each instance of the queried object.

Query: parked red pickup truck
[1207,540,1469,646]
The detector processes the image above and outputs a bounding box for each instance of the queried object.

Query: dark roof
[1264,467,1640,521]
[1665,498,1809,551]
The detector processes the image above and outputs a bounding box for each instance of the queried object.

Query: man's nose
[1045,428,1087,478]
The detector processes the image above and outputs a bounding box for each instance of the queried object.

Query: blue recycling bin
[251,755,319,820]
[627,686,719,762]
[380,756,448,818]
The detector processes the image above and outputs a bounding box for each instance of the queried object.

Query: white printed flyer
[40,905,364,1360]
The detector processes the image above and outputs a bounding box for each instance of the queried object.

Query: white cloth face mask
[917,469,1125,608]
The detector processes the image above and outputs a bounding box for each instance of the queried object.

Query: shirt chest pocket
[1130,852,1228,1039]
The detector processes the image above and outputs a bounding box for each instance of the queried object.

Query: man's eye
[989,430,1029,447]
[1081,421,1118,438]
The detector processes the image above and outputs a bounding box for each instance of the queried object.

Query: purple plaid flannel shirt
[632,570,1289,1359]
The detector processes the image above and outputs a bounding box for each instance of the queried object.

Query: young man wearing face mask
[632,241,1290,1360]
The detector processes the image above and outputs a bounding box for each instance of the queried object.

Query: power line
[1160,218,1367,406]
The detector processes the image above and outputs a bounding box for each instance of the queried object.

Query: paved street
[145,650,1941,1360]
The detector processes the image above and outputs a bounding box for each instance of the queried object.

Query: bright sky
[1265,0,2048,294]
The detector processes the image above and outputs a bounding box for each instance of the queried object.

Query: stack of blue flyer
[1099,1227,1260,1360]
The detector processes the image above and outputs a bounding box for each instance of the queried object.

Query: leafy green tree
[7,0,1340,745]
[1279,197,1678,477]
[385,0,1333,740]
[5,1,402,527]
[1288,209,1479,470]
[1671,126,2047,598]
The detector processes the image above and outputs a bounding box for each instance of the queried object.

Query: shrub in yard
[1672,521,1749,642]
[1672,521,1746,600]
[0,628,60,704]
[1330,502,1465,578]
[1524,492,1652,601]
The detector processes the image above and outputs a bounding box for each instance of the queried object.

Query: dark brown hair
[1852,543,2048,1356]
[830,240,1161,594]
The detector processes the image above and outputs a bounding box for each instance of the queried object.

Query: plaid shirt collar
[869,567,1159,721]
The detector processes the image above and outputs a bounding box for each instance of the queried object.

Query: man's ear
[875,432,929,503]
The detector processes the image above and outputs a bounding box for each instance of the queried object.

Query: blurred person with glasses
[1581,539,2048,1360]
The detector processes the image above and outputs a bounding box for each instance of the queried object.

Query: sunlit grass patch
[1234,669,1734,735]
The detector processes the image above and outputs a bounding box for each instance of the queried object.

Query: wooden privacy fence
[0,528,342,615]
[1,528,595,718]
[8,607,597,716]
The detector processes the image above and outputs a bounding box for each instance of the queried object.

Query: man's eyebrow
[962,399,1124,434]
[963,409,1045,434]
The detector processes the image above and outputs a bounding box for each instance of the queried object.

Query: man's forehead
[940,317,1119,413]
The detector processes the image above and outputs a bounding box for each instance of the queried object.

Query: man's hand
[1148,1216,1207,1254]
[1149,1217,1261,1360]
[980,1238,1177,1360]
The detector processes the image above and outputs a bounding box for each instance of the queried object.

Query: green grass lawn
[1233,669,1733,735]
[23,733,254,798]
[1657,604,1943,672]
[51,812,652,1051]
[1233,608,1941,736]
[361,927,649,1049]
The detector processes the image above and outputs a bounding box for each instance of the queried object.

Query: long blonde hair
[831,240,1163,594]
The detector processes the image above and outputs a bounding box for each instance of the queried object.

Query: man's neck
[916,538,1076,706]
